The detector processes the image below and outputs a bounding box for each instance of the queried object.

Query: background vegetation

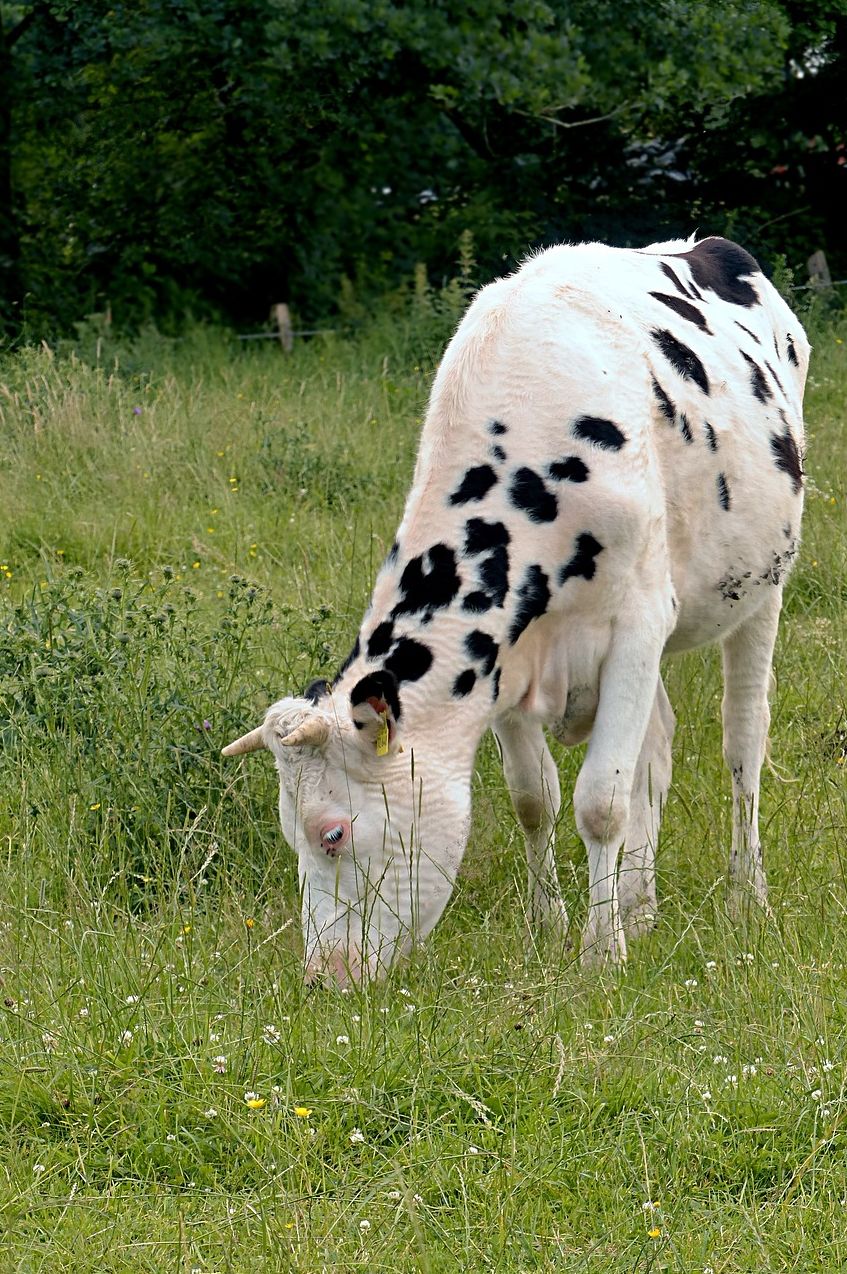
[0,277,845,1267]
[1,0,846,337]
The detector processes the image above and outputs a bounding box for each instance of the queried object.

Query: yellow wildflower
[294,1106,312,1118]
[648,1227,661,1239]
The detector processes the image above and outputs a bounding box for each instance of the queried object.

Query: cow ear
[349,670,401,756]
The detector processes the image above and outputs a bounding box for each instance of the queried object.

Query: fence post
[271,302,294,353]
[807,250,832,291]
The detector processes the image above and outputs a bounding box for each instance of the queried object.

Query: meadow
[0,287,845,1272]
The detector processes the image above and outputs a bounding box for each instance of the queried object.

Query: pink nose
[304,946,362,988]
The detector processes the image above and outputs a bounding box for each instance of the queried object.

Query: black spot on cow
[465,518,510,555]
[704,422,718,452]
[735,321,760,346]
[350,668,402,720]
[674,237,761,307]
[760,542,797,586]
[652,329,710,394]
[679,413,693,443]
[717,473,731,511]
[465,630,498,677]
[384,637,433,684]
[559,533,604,586]
[649,291,711,332]
[385,541,399,566]
[660,262,695,299]
[739,350,772,403]
[488,420,508,436]
[462,590,494,613]
[764,360,786,398]
[509,565,551,645]
[335,634,361,680]
[548,456,589,483]
[367,620,395,658]
[717,569,751,604]
[452,668,476,698]
[304,678,329,703]
[490,443,507,463]
[770,428,804,494]
[573,416,627,451]
[449,465,497,505]
[786,335,798,366]
[392,544,460,619]
[783,522,792,541]
[478,546,509,606]
[652,377,676,424]
[508,467,558,523]
[491,667,501,701]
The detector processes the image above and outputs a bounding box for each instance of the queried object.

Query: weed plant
[0,280,845,1270]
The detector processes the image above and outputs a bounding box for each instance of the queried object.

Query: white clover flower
[349,1128,365,1144]
[727,1074,738,1085]
[811,1089,823,1100]
[359,1219,370,1231]
[701,1090,712,1101]
[336,1035,350,1046]
[399,988,411,997]
[212,1055,228,1073]
[120,1029,133,1047]
[262,1024,281,1045]
[705,960,717,970]
[41,1032,58,1053]
[713,1054,728,1065]
[412,1193,423,1204]
[694,1020,705,1029]
[467,1145,480,1155]
[78,1006,90,1019]
[352,1014,361,1023]
[642,1200,660,1212]
[604,1034,615,1044]
[684,978,698,989]
[404,1004,416,1014]
[33,1163,46,1174]
[166,1133,177,1142]
[204,1107,218,1118]
[126,995,139,1005]
[823,1060,835,1072]
[386,1189,401,1200]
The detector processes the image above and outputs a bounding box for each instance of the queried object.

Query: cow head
[223,671,472,985]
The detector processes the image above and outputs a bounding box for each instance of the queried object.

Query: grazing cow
[224,236,809,984]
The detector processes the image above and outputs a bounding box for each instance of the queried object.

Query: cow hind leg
[721,589,782,911]
[618,676,675,938]
[575,602,670,967]
[494,713,568,941]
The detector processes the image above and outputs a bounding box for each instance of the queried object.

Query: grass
[0,297,845,1271]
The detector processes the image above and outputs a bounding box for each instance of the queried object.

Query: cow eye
[324,826,343,844]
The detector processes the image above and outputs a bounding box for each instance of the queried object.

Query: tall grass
[0,289,845,1270]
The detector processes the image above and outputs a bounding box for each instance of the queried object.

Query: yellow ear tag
[375,711,390,757]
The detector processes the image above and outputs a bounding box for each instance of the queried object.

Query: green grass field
[0,300,845,1272]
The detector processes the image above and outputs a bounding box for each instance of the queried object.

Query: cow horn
[221,726,267,757]
[279,718,331,748]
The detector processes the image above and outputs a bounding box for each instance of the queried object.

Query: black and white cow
[224,235,809,984]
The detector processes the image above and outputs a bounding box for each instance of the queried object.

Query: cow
[224,235,809,985]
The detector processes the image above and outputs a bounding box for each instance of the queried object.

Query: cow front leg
[494,712,568,941]
[575,611,668,967]
[721,590,782,911]
[618,677,675,937]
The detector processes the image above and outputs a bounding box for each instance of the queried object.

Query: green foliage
[1,1,845,336]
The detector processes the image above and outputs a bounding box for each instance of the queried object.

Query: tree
[1,0,844,337]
